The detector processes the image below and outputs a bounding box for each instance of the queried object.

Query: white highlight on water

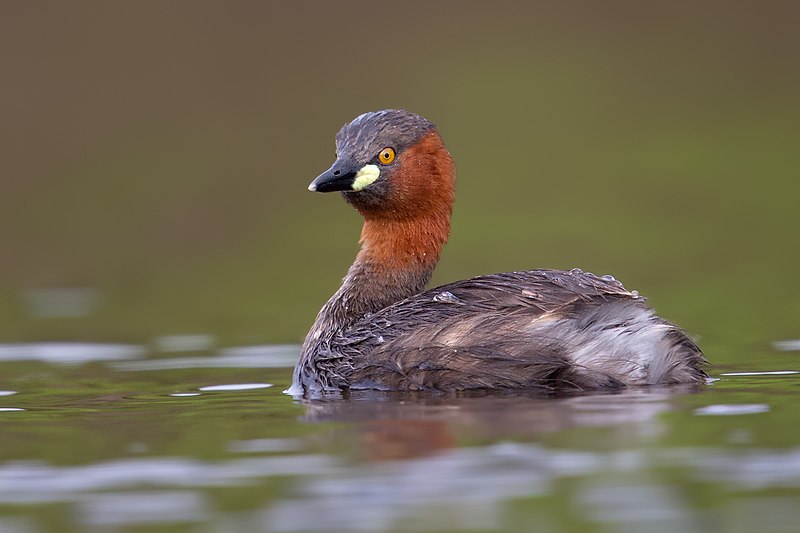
[0,343,145,365]
[198,383,273,392]
[694,404,770,416]
[112,344,299,371]
[773,339,800,351]
[721,371,799,376]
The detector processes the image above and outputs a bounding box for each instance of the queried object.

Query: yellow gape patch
[351,164,380,191]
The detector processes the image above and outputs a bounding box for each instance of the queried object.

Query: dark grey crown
[336,110,435,164]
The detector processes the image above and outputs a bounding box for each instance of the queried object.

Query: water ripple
[773,340,800,352]
[111,344,299,371]
[0,455,335,504]
[694,404,770,416]
[198,383,273,392]
[0,343,145,365]
[2,444,800,531]
[721,371,799,377]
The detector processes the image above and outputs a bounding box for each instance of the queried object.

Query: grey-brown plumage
[294,269,705,395]
[289,110,706,397]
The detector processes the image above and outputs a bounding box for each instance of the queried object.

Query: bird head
[308,109,455,220]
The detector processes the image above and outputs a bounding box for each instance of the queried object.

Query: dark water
[2,342,800,532]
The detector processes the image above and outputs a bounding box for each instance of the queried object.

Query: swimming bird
[290,109,706,396]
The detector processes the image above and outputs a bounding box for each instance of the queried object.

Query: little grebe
[290,110,706,396]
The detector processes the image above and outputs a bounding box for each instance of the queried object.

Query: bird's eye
[378,147,396,165]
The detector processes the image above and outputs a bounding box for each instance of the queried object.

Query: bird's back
[315,269,706,392]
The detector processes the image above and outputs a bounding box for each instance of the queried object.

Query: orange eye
[378,147,396,165]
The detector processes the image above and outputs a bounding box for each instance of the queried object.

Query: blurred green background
[2,1,799,360]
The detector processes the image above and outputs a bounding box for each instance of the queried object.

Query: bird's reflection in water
[299,386,703,462]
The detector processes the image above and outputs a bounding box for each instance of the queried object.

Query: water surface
[2,343,800,532]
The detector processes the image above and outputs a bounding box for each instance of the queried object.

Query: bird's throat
[344,215,449,316]
[299,214,448,366]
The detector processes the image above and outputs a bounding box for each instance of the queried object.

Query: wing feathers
[329,269,705,392]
